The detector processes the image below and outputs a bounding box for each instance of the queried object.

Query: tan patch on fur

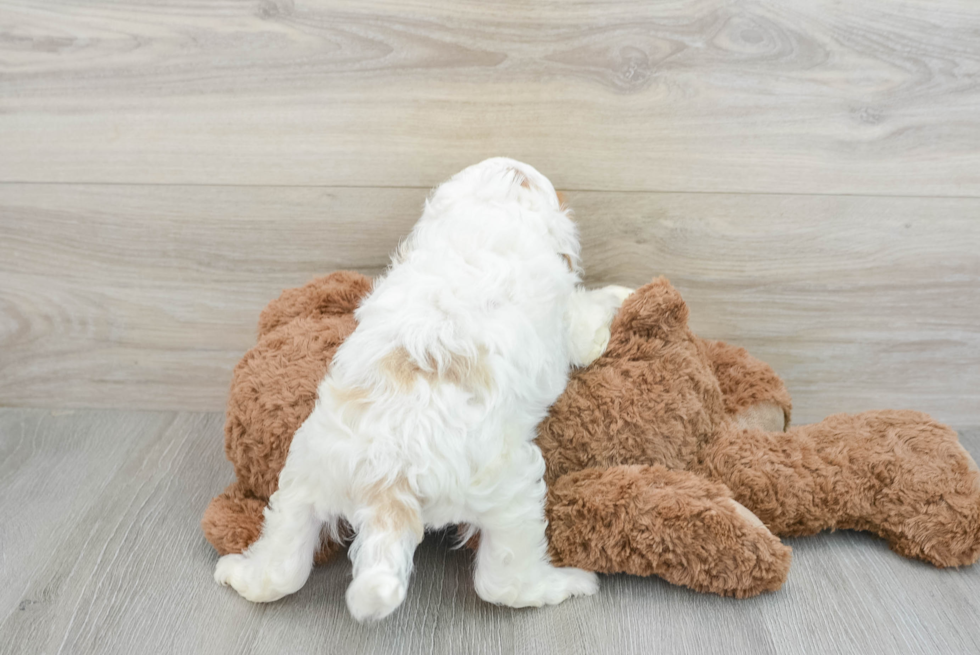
[380,346,492,393]
[333,384,369,405]
[561,253,574,272]
[444,347,493,390]
[556,191,568,211]
[735,401,787,432]
[379,347,419,391]
[330,383,371,425]
[509,168,533,190]
[363,477,423,540]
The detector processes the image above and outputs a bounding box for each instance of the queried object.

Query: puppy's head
[431,157,581,274]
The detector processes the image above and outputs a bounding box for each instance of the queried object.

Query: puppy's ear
[508,167,533,190]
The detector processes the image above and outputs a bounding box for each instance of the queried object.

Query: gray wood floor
[1,407,978,655]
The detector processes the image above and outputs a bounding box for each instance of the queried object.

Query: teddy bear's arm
[545,464,791,598]
[694,411,980,568]
[257,271,372,337]
[697,338,792,430]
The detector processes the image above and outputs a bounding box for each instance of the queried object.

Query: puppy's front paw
[603,285,634,305]
[584,327,612,365]
[574,285,634,366]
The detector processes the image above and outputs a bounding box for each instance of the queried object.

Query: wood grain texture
[2,184,978,425]
[1,0,979,194]
[1,408,979,655]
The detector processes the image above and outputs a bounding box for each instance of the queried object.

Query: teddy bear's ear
[609,276,690,342]
[257,271,373,337]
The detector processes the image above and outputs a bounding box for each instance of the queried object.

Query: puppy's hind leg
[473,442,599,608]
[345,477,424,622]
[214,421,324,602]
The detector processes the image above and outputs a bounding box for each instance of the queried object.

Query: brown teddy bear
[202,271,980,598]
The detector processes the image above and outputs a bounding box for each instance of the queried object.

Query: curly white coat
[214,158,630,621]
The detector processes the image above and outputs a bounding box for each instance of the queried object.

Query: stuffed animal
[202,271,980,598]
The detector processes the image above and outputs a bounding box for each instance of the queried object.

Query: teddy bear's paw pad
[346,570,407,622]
[214,553,302,603]
[478,566,598,608]
[724,498,767,529]
[735,402,788,432]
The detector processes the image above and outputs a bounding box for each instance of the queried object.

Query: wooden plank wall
[1,0,978,425]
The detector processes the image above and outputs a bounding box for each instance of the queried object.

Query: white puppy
[214,157,630,621]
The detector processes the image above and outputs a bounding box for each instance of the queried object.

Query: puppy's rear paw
[535,567,599,606]
[215,553,282,603]
[346,570,408,622]
[214,553,305,603]
[478,566,599,608]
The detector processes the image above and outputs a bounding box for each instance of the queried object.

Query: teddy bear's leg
[202,482,344,564]
[565,285,634,366]
[202,482,268,557]
[698,338,793,431]
[546,465,792,598]
[695,411,980,567]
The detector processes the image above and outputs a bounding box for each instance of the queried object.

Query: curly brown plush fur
[202,271,980,598]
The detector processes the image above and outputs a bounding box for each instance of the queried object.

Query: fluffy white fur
[214,157,630,621]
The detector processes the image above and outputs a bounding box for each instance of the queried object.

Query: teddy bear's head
[537,277,728,485]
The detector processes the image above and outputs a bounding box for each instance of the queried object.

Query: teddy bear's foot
[546,465,791,598]
[202,485,267,556]
[698,410,980,568]
[734,402,787,433]
[881,496,980,568]
[698,338,793,430]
